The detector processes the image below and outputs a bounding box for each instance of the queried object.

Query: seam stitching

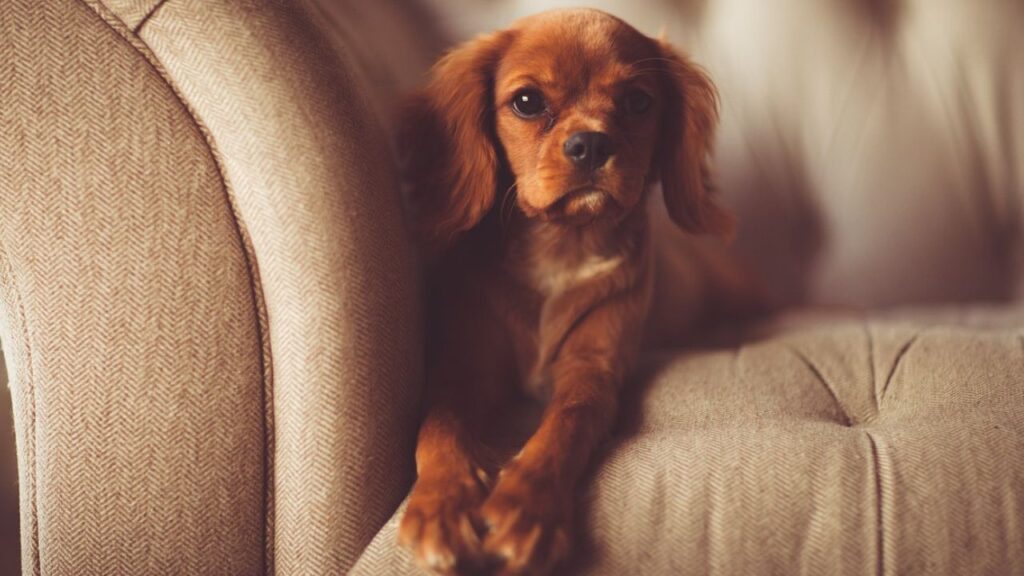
[132,0,170,34]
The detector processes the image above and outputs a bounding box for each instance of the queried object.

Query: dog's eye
[625,89,652,115]
[511,89,547,118]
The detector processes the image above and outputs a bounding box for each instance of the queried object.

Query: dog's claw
[478,467,572,576]
[399,473,489,575]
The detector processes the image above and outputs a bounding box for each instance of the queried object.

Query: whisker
[625,68,669,80]
[499,182,518,228]
[626,56,692,79]
[629,56,687,68]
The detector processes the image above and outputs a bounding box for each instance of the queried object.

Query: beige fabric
[0,0,267,574]
[134,1,421,574]
[352,307,1024,575]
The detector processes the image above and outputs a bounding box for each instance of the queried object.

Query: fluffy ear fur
[401,31,514,247]
[654,42,735,238]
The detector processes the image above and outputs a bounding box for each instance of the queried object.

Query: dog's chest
[511,245,626,399]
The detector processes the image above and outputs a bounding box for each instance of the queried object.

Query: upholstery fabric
[351,307,1024,575]
[100,0,160,29]
[125,0,422,573]
[0,0,266,573]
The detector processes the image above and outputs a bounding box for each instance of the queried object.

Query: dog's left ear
[653,42,735,238]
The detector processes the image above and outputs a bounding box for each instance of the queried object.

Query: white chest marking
[534,254,625,295]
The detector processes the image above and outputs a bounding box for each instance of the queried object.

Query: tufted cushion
[351,305,1024,575]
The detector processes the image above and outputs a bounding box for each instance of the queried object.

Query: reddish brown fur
[397,9,744,575]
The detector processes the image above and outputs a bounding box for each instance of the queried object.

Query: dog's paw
[479,465,572,576]
[399,471,490,575]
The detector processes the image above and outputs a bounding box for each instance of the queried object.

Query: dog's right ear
[401,31,514,248]
[652,41,734,240]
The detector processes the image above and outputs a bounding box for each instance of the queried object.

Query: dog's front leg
[400,403,491,575]
[480,288,647,575]
[399,294,514,575]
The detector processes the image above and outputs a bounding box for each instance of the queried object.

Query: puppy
[398,8,749,575]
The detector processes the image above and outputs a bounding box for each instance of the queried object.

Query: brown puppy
[398,8,746,575]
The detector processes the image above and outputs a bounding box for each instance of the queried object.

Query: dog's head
[403,8,733,246]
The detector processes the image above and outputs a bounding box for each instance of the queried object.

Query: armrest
[0,0,421,573]
[0,1,268,572]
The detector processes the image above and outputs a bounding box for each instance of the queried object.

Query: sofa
[1,1,1021,575]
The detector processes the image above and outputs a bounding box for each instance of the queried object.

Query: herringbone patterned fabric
[351,308,1024,575]
[0,0,267,574]
[100,0,160,29]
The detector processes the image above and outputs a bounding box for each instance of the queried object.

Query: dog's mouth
[544,187,617,225]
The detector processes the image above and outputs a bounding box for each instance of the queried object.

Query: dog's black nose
[563,131,613,171]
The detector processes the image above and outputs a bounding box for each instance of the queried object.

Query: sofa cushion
[350,306,1024,575]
